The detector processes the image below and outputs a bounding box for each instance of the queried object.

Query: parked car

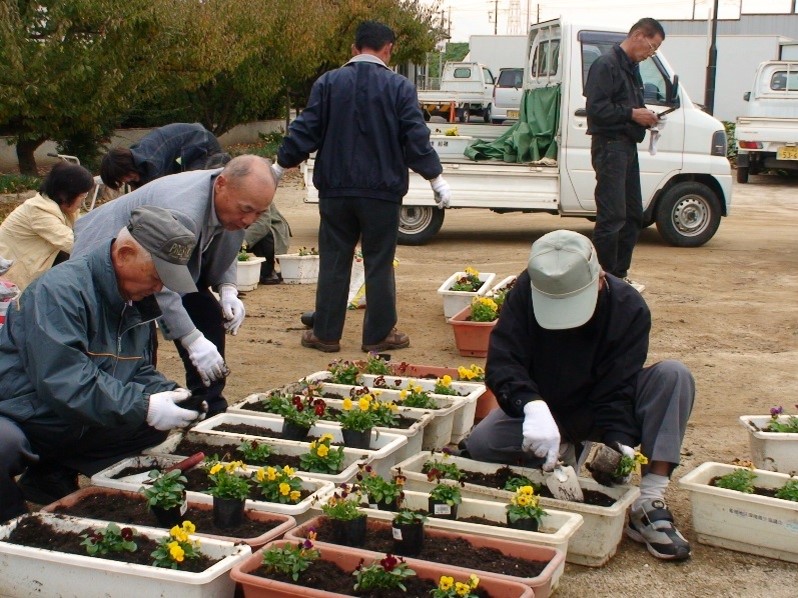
[491,67,524,124]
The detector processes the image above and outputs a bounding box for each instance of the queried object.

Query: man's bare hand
[631,108,658,128]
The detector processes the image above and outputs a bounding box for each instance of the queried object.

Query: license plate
[507,110,519,119]
[777,146,798,160]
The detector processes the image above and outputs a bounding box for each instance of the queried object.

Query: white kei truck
[416,61,496,123]
[735,60,798,183]
[305,18,732,248]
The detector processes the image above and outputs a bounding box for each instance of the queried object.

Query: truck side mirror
[669,75,680,103]
[743,91,751,101]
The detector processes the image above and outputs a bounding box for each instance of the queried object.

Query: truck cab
[418,61,495,123]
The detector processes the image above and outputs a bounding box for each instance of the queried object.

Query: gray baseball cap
[127,206,198,294]
[527,230,600,330]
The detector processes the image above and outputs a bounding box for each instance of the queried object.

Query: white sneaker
[623,277,646,293]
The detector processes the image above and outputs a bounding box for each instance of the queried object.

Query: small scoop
[545,463,584,502]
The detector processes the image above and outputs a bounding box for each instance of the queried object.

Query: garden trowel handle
[165,451,205,473]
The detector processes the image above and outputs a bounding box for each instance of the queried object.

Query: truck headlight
[711,130,727,156]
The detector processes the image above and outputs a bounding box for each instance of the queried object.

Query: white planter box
[679,462,798,563]
[235,256,266,292]
[90,454,334,518]
[0,512,251,598]
[437,271,496,320]
[358,373,485,443]
[429,134,475,158]
[275,253,319,284]
[488,275,517,296]
[229,394,434,464]
[738,415,798,474]
[318,382,462,448]
[186,413,407,480]
[392,451,639,567]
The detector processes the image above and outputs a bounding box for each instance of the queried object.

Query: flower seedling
[503,475,538,493]
[457,364,485,382]
[353,553,416,592]
[392,508,428,526]
[261,534,320,581]
[362,352,391,375]
[255,465,303,504]
[428,482,462,507]
[449,267,482,292]
[422,457,465,482]
[320,485,363,521]
[766,405,798,433]
[206,460,251,500]
[236,439,272,464]
[80,522,137,556]
[615,450,649,478]
[337,392,379,432]
[399,384,438,409]
[506,485,547,526]
[370,399,400,427]
[299,433,345,474]
[357,464,406,506]
[297,246,319,256]
[328,359,361,385]
[140,469,187,510]
[237,242,250,261]
[775,479,798,502]
[151,521,201,569]
[715,467,756,493]
[470,296,499,322]
[431,574,481,598]
[433,374,461,396]
[282,394,327,429]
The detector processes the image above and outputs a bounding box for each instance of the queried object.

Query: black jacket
[584,45,647,143]
[486,272,650,448]
[277,56,442,203]
[131,123,222,187]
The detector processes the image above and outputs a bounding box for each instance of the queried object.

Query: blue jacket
[277,55,442,203]
[0,240,175,432]
[131,123,222,187]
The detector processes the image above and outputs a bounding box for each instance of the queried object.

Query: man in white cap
[0,207,204,522]
[465,229,695,561]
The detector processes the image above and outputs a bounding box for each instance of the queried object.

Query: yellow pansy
[412,384,423,394]
[209,463,223,475]
[182,521,196,534]
[439,576,454,591]
[282,465,296,476]
[342,397,353,410]
[469,574,480,588]
[255,467,266,482]
[170,525,181,537]
[321,433,334,443]
[399,389,408,400]
[279,482,291,496]
[317,444,330,458]
[266,466,277,481]
[464,266,479,276]
[519,485,534,495]
[455,581,471,596]
[441,374,452,386]
[516,494,530,507]
[168,541,185,562]
[289,490,301,502]
[358,397,370,411]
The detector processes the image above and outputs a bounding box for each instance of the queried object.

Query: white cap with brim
[528,230,600,330]
[127,206,198,295]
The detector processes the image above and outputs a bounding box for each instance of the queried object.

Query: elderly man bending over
[0,207,203,522]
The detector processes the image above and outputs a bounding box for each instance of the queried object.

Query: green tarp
[464,85,561,163]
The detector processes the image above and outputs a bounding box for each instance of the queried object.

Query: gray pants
[466,360,695,472]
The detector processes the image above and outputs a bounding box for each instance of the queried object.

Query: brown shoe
[301,329,340,353]
[361,328,410,353]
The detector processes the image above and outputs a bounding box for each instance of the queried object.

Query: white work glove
[271,163,285,184]
[521,400,561,471]
[146,389,198,431]
[648,115,666,156]
[219,284,245,335]
[180,331,228,387]
[429,175,451,209]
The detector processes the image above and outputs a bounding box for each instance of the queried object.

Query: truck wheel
[655,182,721,247]
[458,108,470,123]
[736,166,749,183]
[482,105,491,123]
[397,206,444,246]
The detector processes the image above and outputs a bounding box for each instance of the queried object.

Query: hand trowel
[118,452,205,485]
[545,462,584,502]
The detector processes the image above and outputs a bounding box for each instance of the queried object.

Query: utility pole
[704,0,719,114]
[490,0,498,35]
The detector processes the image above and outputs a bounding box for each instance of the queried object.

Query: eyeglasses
[644,38,657,57]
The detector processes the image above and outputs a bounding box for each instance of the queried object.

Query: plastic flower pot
[329,514,368,547]
[150,497,187,528]
[341,427,372,450]
[448,304,497,358]
[391,520,424,557]
[738,415,798,473]
[507,515,540,532]
[230,539,535,598]
[275,253,320,284]
[281,420,311,441]
[236,256,266,292]
[367,496,399,511]
[213,496,246,529]
[437,271,496,319]
[428,498,458,520]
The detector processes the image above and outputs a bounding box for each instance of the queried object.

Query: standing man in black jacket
[584,18,664,293]
[274,20,450,353]
[465,230,694,561]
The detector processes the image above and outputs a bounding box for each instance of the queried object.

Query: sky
[422,0,796,42]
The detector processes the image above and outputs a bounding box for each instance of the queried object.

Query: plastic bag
[346,249,399,309]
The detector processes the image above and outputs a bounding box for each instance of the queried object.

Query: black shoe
[300,311,315,328]
[260,272,283,285]
[17,466,79,505]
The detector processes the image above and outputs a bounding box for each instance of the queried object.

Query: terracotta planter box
[437,271,496,319]
[448,304,498,358]
[285,515,564,598]
[41,486,296,550]
[393,451,639,567]
[679,462,798,563]
[236,256,267,292]
[90,454,334,520]
[229,394,434,464]
[275,253,319,284]
[0,512,251,598]
[187,413,407,480]
[738,415,798,474]
[231,539,535,597]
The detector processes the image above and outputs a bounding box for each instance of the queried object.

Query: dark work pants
[0,415,167,521]
[314,197,400,345]
[591,136,643,279]
[249,232,276,280]
[172,287,228,415]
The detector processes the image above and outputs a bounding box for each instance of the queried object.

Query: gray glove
[146,389,198,430]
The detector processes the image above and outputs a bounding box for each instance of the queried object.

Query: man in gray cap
[465,229,695,561]
[0,206,203,522]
